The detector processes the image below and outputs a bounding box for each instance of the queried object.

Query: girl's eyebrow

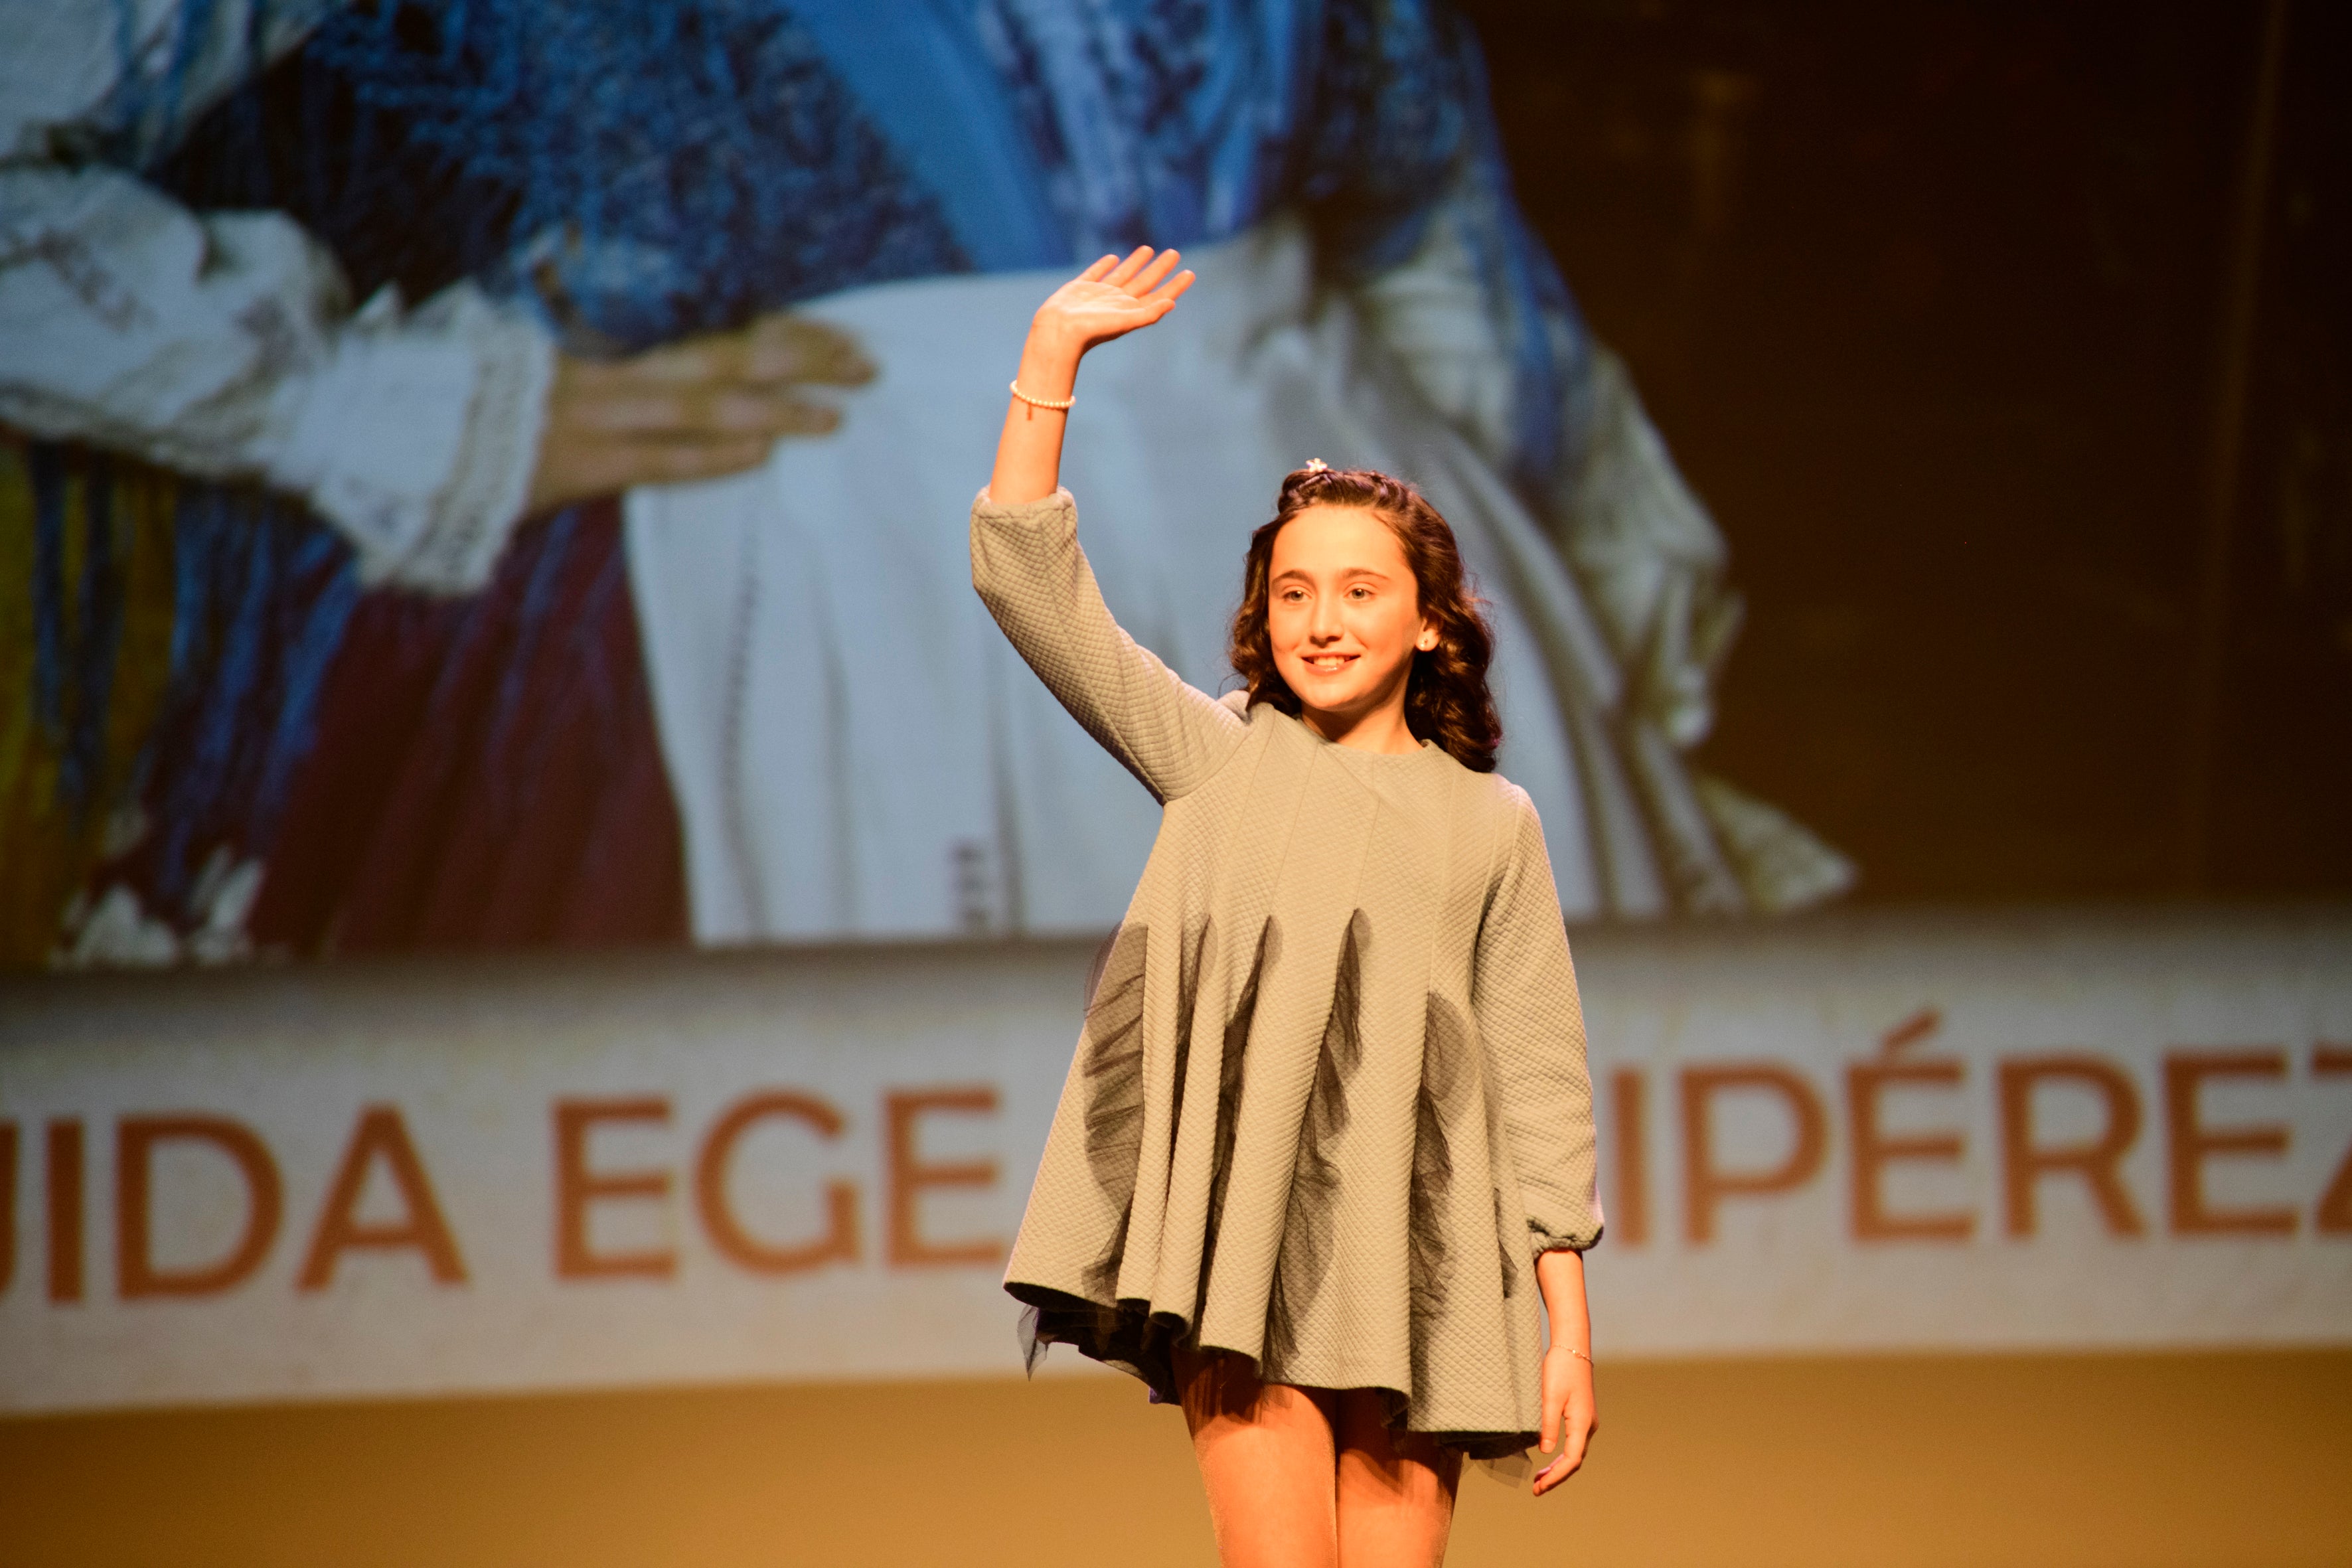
[1271,565,1393,584]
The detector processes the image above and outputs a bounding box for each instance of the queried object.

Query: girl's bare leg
[1334,1390,1464,1568]
[1176,1348,1342,1568]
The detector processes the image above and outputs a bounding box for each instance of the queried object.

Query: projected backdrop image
[0,0,1855,971]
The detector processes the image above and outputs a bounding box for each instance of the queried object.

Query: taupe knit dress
[976,487,1601,1456]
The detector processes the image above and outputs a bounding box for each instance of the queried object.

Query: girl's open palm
[1033,247,1196,350]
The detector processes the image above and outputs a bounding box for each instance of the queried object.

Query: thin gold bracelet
[1557,1346,1593,1366]
[1008,378,1075,412]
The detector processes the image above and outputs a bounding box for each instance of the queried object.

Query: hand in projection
[1030,247,1196,353]
[525,313,874,515]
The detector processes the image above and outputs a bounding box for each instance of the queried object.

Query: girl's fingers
[1131,248,1183,295]
[1531,1409,1593,1495]
[1040,250,1185,339]
[1105,246,1156,287]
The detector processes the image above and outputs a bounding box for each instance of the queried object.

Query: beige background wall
[5,1349,2347,1566]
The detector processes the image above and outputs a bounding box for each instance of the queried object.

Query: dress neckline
[1255,705,1449,767]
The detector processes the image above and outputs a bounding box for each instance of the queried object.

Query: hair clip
[1302,458,1330,473]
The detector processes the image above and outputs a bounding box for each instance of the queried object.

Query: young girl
[978,248,1601,1567]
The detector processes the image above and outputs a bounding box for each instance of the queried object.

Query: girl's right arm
[974,250,1248,804]
[986,248,1191,505]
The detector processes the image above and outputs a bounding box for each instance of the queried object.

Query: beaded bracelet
[1009,379,1075,412]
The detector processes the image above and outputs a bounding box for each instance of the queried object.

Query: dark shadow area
[1462,0,2351,902]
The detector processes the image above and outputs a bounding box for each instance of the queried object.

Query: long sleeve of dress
[971,487,1246,804]
[1474,787,1603,1253]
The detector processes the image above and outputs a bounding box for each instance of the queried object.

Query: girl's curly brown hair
[1228,465,1502,773]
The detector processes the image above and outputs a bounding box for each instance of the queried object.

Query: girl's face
[1266,505,1437,730]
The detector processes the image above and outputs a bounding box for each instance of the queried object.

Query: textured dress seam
[1153,722,1276,1245]
[1417,765,1464,1005]
[1468,790,1515,1012]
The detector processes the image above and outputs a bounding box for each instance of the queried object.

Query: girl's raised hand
[1031,247,1195,353]
[990,245,1192,505]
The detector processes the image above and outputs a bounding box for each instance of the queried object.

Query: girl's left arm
[1472,788,1603,1494]
[1532,1249,1597,1495]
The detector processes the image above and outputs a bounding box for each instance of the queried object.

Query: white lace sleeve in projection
[1,0,555,593]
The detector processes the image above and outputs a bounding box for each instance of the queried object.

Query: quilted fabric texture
[974,487,1599,1455]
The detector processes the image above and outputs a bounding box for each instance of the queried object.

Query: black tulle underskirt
[1008,1285,1536,1465]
